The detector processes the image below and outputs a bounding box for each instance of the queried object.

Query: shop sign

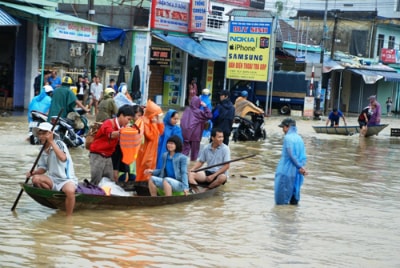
[380,48,397,64]
[151,0,189,33]
[48,19,98,43]
[150,46,171,66]
[226,21,271,81]
[188,0,207,33]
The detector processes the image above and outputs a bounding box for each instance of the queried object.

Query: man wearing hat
[275,118,307,205]
[27,122,78,216]
[211,90,235,145]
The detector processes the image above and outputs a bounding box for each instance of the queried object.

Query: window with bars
[389,36,395,49]
[377,34,384,56]
[207,5,225,29]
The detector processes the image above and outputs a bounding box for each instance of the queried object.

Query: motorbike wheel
[232,129,238,142]
[261,129,267,140]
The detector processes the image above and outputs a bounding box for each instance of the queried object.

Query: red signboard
[151,0,189,33]
[381,48,397,64]
[188,0,207,33]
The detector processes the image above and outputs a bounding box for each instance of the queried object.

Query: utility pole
[317,0,329,115]
[330,10,339,59]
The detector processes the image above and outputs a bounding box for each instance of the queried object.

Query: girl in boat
[145,135,189,196]
[156,109,183,169]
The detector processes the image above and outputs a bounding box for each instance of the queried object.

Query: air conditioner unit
[75,46,82,56]
[69,47,75,57]
[97,43,104,57]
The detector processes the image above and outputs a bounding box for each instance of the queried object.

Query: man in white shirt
[90,75,103,115]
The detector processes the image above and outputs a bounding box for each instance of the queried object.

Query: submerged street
[0,113,399,267]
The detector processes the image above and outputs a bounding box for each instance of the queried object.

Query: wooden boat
[312,124,388,137]
[21,183,219,211]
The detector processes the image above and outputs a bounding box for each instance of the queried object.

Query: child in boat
[145,135,189,196]
[27,122,78,216]
[156,109,183,169]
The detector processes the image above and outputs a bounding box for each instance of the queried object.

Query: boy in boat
[188,128,230,191]
[27,122,78,216]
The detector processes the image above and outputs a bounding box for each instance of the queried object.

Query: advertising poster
[226,21,271,81]
[205,61,214,92]
[303,96,315,117]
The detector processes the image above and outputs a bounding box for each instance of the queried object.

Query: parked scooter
[50,109,89,147]
[29,109,88,147]
[232,112,266,142]
[28,110,48,145]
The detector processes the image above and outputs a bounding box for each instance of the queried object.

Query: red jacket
[89,118,119,157]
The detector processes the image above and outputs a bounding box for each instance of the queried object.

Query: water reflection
[1,114,400,267]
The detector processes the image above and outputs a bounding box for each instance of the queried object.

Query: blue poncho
[27,91,52,122]
[274,126,307,205]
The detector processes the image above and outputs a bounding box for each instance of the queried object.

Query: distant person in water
[368,95,381,126]
[326,108,347,127]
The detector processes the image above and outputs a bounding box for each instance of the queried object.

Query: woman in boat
[156,109,183,169]
[27,122,78,216]
[145,135,189,196]
[135,100,164,183]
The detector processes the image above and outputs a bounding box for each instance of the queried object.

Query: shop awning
[0,2,104,27]
[283,49,344,73]
[349,69,400,84]
[0,7,19,26]
[153,33,225,62]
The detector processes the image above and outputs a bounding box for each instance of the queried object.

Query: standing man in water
[274,118,307,205]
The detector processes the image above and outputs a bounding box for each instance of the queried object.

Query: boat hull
[312,124,388,137]
[21,184,218,211]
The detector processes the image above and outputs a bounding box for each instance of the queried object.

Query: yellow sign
[226,21,271,81]
[205,61,214,92]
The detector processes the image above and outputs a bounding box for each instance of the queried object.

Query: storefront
[0,8,20,110]
[149,32,227,108]
[0,1,103,110]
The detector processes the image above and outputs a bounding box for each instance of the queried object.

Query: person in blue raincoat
[28,85,53,122]
[156,109,183,169]
[275,118,307,205]
[199,88,213,138]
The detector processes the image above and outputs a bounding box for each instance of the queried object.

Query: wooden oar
[11,109,63,211]
[191,154,256,173]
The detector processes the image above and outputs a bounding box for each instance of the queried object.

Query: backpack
[76,179,106,195]
[85,119,116,150]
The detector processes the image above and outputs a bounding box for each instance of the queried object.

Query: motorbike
[29,109,89,147]
[232,112,267,142]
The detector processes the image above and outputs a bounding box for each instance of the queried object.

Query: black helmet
[278,118,296,128]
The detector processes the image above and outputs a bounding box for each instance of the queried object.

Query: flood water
[1,113,399,267]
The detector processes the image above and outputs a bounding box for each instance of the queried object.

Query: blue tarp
[98,27,126,47]
[153,33,225,62]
